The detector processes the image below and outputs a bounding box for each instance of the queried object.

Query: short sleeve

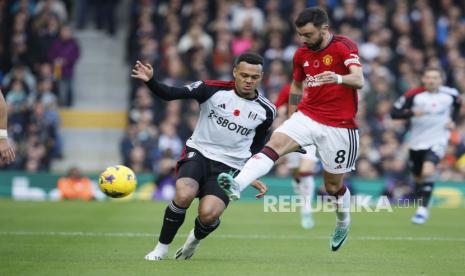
[337,37,362,68]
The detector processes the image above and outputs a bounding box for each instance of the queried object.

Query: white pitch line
[0,231,465,242]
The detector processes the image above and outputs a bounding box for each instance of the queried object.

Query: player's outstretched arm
[288,80,303,116]
[131,60,208,102]
[0,90,15,165]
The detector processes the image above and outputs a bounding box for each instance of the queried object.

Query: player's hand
[251,179,268,199]
[314,71,337,85]
[131,60,154,82]
[0,138,15,166]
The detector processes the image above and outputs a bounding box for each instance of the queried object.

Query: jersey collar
[234,88,259,101]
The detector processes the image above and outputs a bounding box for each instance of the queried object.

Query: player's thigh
[267,132,301,156]
[176,148,207,207]
[198,160,237,207]
[273,111,316,156]
[409,150,426,177]
[422,149,442,177]
[322,170,345,187]
[198,195,226,223]
[317,127,359,174]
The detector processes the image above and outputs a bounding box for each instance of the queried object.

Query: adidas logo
[303,61,309,67]
[218,103,226,109]
[334,164,342,169]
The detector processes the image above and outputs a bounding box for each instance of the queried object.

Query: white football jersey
[392,86,461,157]
[184,80,276,169]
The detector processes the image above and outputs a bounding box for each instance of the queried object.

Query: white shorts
[285,145,318,169]
[275,111,359,174]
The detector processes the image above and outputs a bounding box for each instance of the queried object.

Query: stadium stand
[124,0,465,185]
[2,0,465,188]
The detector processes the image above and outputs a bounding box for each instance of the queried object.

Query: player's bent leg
[146,178,199,261]
[175,195,226,260]
[412,161,437,224]
[323,171,351,251]
[218,132,300,200]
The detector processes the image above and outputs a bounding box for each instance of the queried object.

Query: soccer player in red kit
[218,7,364,251]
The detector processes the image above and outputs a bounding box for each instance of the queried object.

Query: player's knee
[324,182,341,195]
[174,192,195,208]
[421,164,436,179]
[199,209,221,225]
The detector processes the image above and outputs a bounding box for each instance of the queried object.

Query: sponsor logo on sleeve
[185,81,203,91]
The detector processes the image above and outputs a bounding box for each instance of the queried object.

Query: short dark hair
[424,66,445,79]
[234,52,264,67]
[295,7,329,28]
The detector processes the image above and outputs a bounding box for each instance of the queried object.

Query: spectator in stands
[57,167,94,201]
[123,0,465,180]
[48,25,80,106]
[152,157,176,201]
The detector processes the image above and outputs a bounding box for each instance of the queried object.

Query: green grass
[0,200,464,275]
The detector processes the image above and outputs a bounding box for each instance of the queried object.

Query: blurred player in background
[275,84,318,229]
[218,7,364,251]
[0,89,15,166]
[131,53,273,260]
[391,67,461,224]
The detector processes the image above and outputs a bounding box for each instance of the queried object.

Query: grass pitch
[0,199,464,275]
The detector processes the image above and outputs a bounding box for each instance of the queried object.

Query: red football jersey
[293,34,361,128]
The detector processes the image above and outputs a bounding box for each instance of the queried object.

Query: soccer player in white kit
[131,53,275,260]
[391,67,461,224]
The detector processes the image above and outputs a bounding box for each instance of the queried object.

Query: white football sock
[236,153,275,191]
[300,175,315,214]
[416,206,429,217]
[335,187,351,227]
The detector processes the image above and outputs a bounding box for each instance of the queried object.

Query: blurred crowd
[0,0,79,171]
[124,0,465,195]
[1,0,464,194]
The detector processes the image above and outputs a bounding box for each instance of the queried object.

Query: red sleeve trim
[204,80,235,88]
[404,87,426,97]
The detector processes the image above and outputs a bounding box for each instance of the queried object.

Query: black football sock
[158,201,187,244]
[193,216,220,240]
[419,182,434,208]
[413,182,422,202]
